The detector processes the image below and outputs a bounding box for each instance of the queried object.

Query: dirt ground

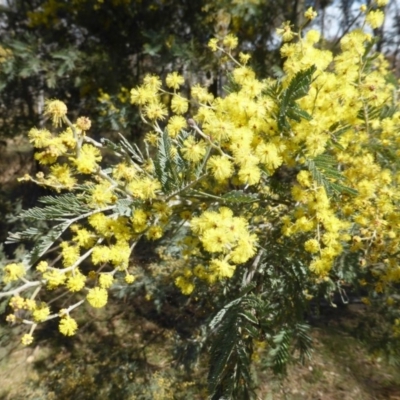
[1,305,400,400]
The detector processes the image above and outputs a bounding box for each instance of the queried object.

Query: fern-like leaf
[282,65,317,105]
[29,220,72,264]
[293,322,313,364]
[19,193,91,221]
[306,154,358,196]
[209,297,242,333]
[154,131,181,193]
[268,328,292,374]
[221,190,259,204]
[208,305,239,396]
[208,295,261,399]
[101,134,144,165]
[278,65,317,131]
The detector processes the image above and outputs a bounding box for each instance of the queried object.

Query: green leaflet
[357,103,397,121]
[209,297,243,333]
[208,306,240,398]
[18,193,91,221]
[306,154,358,196]
[154,130,184,193]
[154,130,172,190]
[268,328,291,374]
[278,65,317,131]
[267,323,312,374]
[5,193,118,265]
[101,133,145,165]
[7,220,72,265]
[293,323,313,364]
[154,130,212,196]
[221,190,259,204]
[208,295,263,399]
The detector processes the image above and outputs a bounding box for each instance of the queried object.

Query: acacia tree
[2,1,400,398]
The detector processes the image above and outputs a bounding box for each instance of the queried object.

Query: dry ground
[1,305,400,400]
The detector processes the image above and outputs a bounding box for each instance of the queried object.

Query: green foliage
[279,65,316,127]
[154,131,185,193]
[19,193,92,221]
[306,154,358,196]
[208,296,257,399]
[221,190,259,204]
[6,193,95,264]
[208,289,313,398]
[267,65,316,131]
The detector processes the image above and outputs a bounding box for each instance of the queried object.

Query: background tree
[5,0,400,139]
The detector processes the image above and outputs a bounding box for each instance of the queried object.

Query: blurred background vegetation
[1,0,400,139]
[1,0,400,398]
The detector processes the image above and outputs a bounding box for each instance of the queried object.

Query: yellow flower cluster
[70,144,102,174]
[66,269,86,292]
[3,263,26,283]
[191,207,256,262]
[5,295,51,329]
[32,302,51,322]
[0,45,12,63]
[175,208,257,291]
[24,111,102,191]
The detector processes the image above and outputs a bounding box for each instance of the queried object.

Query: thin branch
[0,280,42,298]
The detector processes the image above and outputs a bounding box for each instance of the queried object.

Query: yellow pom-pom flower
[207,155,234,182]
[6,314,16,323]
[66,270,87,292]
[366,10,384,28]
[181,136,207,163]
[99,273,114,289]
[3,263,26,283]
[304,239,320,253]
[171,95,189,115]
[167,115,187,138]
[276,22,296,42]
[208,38,219,52]
[43,270,67,289]
[44,100,67,127]
[32,303,51,322]
[86,287,108,308]
[175,276,195,295]
[304,7,317,20]
[21,334,34,346]
[144,101,168,121]
[59,316,78,336]
[376,0,388,6]
[166,72,184,90]
[70,144,102,174]
[76,116,91,131]
[222,34,238,50]
[210,259,236,279]
[9,296,25,310]
[125,274,135,284]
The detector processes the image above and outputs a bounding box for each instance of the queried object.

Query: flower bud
[76,116,92,131]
